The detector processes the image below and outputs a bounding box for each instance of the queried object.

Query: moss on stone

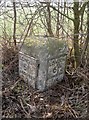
[22,36,66,58]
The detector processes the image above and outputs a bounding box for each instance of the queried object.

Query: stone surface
[19,36,68,91]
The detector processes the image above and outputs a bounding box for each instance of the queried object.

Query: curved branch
[50,5,74,22]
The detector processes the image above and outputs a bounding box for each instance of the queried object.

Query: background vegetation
[1,0,89,119]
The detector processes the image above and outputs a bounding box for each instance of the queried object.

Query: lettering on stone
[47,56,66,80]
[19,52,38,80]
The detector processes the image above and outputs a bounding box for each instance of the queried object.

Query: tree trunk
[46,2,54,37]
[56,2,60,38]
[13,2,17,46]
[73,1,80,68]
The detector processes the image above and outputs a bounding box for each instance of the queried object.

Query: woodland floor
[2,46,89,119]
[2,68,88,119]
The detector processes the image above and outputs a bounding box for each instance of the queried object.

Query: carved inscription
[47,56,66,79]
[19,52,38,79]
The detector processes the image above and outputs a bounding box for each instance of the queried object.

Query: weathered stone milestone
[19,36,68,91]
